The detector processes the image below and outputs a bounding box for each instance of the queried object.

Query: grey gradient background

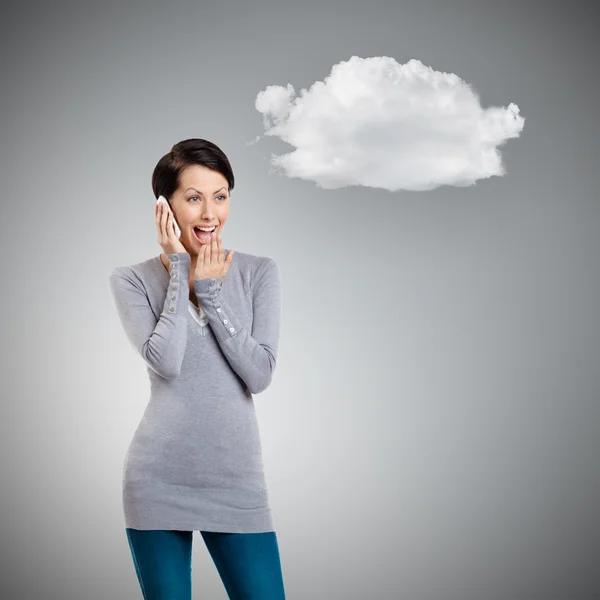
[2,1,599,599]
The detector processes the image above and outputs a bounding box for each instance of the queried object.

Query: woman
[109,138,285,599]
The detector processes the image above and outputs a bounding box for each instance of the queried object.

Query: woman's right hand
[156,201,187,256]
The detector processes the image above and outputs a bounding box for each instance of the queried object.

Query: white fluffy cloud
[252,56,525,191]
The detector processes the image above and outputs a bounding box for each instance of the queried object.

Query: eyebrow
[184,187,227,195]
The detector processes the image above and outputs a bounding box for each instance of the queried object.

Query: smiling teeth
[197,226,215,232]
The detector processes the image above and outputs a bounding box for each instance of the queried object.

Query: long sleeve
[109,252,191,379]
[193,257,281,395]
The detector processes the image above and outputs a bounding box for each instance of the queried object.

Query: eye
[188,195,227,202]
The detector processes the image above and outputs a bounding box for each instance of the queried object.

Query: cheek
[176,206,191,221]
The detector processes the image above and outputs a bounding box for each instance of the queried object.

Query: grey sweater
[108,249,281,532]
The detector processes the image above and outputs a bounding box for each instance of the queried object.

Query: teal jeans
[126,528,286,599]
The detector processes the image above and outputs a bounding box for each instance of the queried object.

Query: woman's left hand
[193,232,234,281]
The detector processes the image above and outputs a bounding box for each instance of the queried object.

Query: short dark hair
[151,138,235,204]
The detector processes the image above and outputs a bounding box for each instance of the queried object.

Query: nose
[199,202,217,219]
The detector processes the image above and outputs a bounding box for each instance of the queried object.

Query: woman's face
[169,164,230,255]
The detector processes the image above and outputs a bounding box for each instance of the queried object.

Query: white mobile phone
[156,195,182,239]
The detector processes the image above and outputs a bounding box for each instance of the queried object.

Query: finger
[167,211,175,237]
[195,246,203,277]
[211,233,217,264]
[157,203,164,239]
[161,204,168,238]
[217,236,224,262]
[167,211,173,237]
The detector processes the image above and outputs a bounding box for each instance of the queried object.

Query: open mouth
[193,226,217,243]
